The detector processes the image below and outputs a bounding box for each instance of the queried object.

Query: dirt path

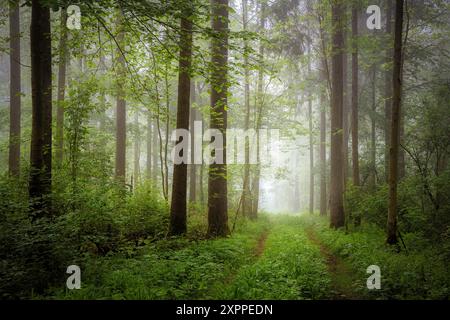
[254,230,269,257]
[306,228,360,300]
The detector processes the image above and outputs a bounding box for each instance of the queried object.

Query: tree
[115,16,126,184]
[387,0,405,245]
[9,0,21,177]
[241,0,252,218]
[146,110,152,179]
[319,65,327,217]
[250,1,266,219]
[208,0,230,237]
[29,0,53,216]
[384,0,393,182]
[189,81,197,204]
[329,0,345,229]
[351,5,360,187]
[169,9,194,236]
[308,43,314,215]
[55,9,68,168]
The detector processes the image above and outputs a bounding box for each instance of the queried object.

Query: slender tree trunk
[370,65,377,189]
[115,18,126,184]
[169,13,193,235]
[387,0,404,245]
[9,0,21,177]
[384,0,393,182]
[55,9,68,168]
[330,0,345,229]
[146,111,152,179]
[208,0,230,237]
[241,0,252,218]
[250,1,266,220]
[351,6,360,187]
[308,55,314,215]
[320,65,327,216]
[133,109,140,188]
[29,0,52,216]
[189,80,197,204]
[152,120,158,183]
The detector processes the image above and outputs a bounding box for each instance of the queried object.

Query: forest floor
[48,214,448,300]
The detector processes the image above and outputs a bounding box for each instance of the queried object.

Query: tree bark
[9,0,21,177]
[369,65,377,189]
[330,0,345,229]
[146,110,152,179]
[189,80,197,204]
[169,13,193,235]
[384,0,393,183]
[55,9,68,168]
[241,0,252,218]
[351,6,360,187]
[320,65,327,216]
[208,0,230,237]
[387,0,404,245]
[115,18,126,184]
[133,109,140,188]
[29,0,53,216]
[308,52,314,215]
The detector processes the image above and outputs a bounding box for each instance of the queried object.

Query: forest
[0,0,449,301]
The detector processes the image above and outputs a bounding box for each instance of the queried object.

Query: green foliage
[221,216,331,300]
[309,216,450,300]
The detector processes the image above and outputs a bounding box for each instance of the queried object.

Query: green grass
[46,216,270,300]
[305,216,450,300]
[219,216,331,300]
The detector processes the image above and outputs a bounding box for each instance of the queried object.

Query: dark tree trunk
[330,0,345,229]
[29,0,53,216]
[320,66,327,216]
[55,9,68,168]
[169,13,194,236]
[115,20,126,183]
[133,109,140,188]
[9,0,21,177]
[208,0,230,237]
[384,0,393,182]
[189,81,197,204]
[351,6,360,187]
[342,30,349,188]
[387,0,404,245]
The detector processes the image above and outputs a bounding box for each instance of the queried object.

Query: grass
[44,214,450,300]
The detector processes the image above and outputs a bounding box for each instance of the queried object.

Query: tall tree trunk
[342,30,349,187]
[351,6,360,187]
[330,0,345,229]
[29,0,52,216]
[320,65,327,216]
[208,0,230,237]
[387,0,404,245]
[133,109,140,188]
[384,0,393,183]
[189,80,197,204]
[115,18,126,184]
[250,1,266,220]
[152,120,158,183]
[370,65,377,189]
[241,0,252,218]
[308,53,314,215]
[55,9,68,168]
[146,111,152,179]
[9,0,21,177]
[169,12,193,235]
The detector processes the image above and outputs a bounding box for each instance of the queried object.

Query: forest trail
[305,227,360,300]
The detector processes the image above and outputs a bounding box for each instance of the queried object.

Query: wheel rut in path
[306,227,361,300]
